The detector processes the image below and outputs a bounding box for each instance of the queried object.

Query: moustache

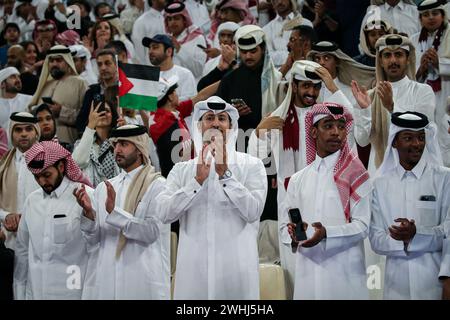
[388,64,400,69]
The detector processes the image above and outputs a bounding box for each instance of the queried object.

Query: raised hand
[4,213,21,232]
[255,115,284,138]
[104,181,116,214]
[377,81,394,112]
[73,184,95,220]
[195,143,212,185]
[351,80,371,109]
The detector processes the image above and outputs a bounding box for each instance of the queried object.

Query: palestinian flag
[118,63,160,111]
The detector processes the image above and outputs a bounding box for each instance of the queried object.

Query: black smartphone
[196,44,207,50]
[93,94,105,112]
[53,214,67,219]
[231,98,246,105]
[42,97,54,104]
[288,208,307,241]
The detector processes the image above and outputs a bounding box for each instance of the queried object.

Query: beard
[50,67,66,80]
[115,151,140,169]
[42,170,64,195]
[5,83,21,93]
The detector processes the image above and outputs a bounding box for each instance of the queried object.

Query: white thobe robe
[173,29,207,80]
[283,151,371,300]
[13,178,90,300]
[354,76,436,174]
[361,1,420,38]
[131,8,165,64]
[0,150,40,250]
[411,30,450,167]
[80,166,170,300]
[156,152,267,300]
[248,89,353,298]
[369,159,450,299]
[262,12,313,67]
[184,0,211,34]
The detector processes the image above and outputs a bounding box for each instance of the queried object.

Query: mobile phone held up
[42,97,54,105]
[196,44,207,50]
[231,98,246,106]
[288,208,307,241]
[93,94,106,112]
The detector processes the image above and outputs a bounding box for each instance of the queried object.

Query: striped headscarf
[305,103,370,222]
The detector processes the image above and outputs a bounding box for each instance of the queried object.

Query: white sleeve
[323,189,371,253]
[369,185,408,257]
[220,159,267,223]
[79,186,100,250]
[413,85,436,122]
[13,201,30,300]
[354,106,372,147]
[72,127,96,169]
[156,164,203,224]
[248,130,272,161]
[105,178,165,245]
[175,37,207,79]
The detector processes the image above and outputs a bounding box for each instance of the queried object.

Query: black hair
[104,40,128,56]
[292,25,318,44]
[94,2,113,17]
[96,48,117,63]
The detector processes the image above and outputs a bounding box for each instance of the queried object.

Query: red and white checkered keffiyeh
[25,141,92,187]
[305,103,370,222]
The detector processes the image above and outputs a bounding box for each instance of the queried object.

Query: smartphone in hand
[288,208,307,241]
[42,97,54,105]
[197,44,207,50]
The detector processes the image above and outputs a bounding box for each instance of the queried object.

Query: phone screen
[289,208,307,241]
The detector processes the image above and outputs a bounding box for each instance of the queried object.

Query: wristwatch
[219,169,232,180]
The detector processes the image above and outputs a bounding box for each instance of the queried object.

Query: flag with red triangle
[118,63,160,111]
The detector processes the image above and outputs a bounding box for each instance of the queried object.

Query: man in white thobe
[14,141,93,300]
[285,102,372,299]
[74,124,170,300]
[0,112,40,250]
[361,0,420,37]
[131,0,166,64]
[156,96,267,299]
[248,60,355,299]
[0,67,32,144]
[352,34,436,170]
[164,1,207,80]
[262,0,312,68]
[370,111,450,299]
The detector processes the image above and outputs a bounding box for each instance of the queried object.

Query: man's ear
[392,137,398,149]
[57,160,65,174]
[310,126,318,140]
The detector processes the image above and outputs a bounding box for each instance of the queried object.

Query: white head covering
[272,60,322,118]
[234,24,265,51]
[157,75,179,101]
[307,41,375,88]
[28,45,78,109]
[0,67,20,98]
[69,44,91,59]
[0,67,20,84]
[191,96,239,159]
[212,21,240,48]
[359,19,393,58]
[377,111,443,176]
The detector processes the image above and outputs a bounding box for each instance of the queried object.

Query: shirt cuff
[80,214,97,232]
[439,239,450,279]
[105,206,133,230]
[182,177,203,197]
